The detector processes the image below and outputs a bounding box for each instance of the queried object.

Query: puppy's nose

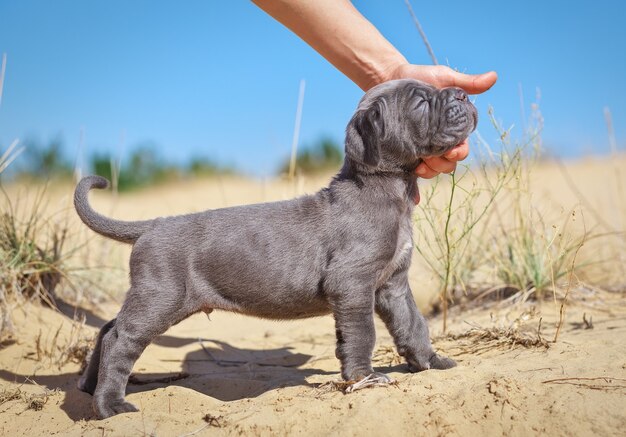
[454,89,468,102]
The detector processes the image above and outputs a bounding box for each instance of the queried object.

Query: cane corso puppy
[74,79,477,418]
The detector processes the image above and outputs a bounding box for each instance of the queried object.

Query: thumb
[450,70,498,95]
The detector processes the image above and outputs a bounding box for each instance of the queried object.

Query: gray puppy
[74,79,477,419]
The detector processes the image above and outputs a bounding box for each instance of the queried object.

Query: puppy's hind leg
[92,286,190,418]
[375,271,456,372]
[77,318,116,395]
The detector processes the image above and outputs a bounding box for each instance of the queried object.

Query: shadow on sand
[0,319,337,421]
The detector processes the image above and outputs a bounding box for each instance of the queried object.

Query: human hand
[382,64,497,95]
[382,64,497,181]
[416,139,469,178]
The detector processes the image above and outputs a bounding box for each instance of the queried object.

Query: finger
[443,140,470,162]
[415,162,440,179]
[449,71,498,95]
[416,158,457,179]
[421,156,457,175]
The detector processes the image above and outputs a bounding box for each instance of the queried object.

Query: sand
[1,293,625,436]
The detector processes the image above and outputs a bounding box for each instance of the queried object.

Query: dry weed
[29,315,95,370]
[202,413,225,428]
[1,189,62,334]
[0,384,56,412]
[434,323,550,356]
[0,180,102,342]
[415,98,615,339]
[542,376,626,391]
[317,376,398,394]
[372,345,403,367]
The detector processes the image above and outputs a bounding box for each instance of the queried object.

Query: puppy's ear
[345,98,387,168]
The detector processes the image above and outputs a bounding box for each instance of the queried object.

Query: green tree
[280,137,343,175]
[20,136,72,179]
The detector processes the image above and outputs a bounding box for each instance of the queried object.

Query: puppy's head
[345,79,478,172]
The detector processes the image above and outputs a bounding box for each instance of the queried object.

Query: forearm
[252,0,408,90]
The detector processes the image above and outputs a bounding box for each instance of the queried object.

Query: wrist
[362,55,409,91]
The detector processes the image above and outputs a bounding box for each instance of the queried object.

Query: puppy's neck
[334,159,419,207]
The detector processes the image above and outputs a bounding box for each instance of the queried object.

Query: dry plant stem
[553,233,585,343]
[0,140,25,174]
[542,376,626,390]
[179,423,212,437]
[321,374,397,394]
[0,384,54,412]
[537,317,544,343]
[414,133,515,318]
[604,107,618,154]
[518,83,527,133]
[0,183,99,338]
[288,79,306,180]
[542,376,626,384]
[604,108,626,262]
[548,231,559,312]
[404,0,438,65]
[438,322,550,354]
[485,105,589,301]
[440,171,456,333]
[344,374,396,393]
[0,53,6,107]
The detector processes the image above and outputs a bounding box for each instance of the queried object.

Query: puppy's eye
[412,98,427,112]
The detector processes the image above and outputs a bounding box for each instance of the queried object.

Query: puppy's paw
[406,356,431,372]
[429,353,456,370]
[406,353,456,372]
[94,398,139,419]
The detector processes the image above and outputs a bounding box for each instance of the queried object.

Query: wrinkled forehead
[357,79,437,111]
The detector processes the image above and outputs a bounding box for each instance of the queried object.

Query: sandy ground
[1,292,625,436]
[1,155,626,435]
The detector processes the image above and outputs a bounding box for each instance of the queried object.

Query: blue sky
[0,1,624,176]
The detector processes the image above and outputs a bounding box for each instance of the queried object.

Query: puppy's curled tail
[74,175,154,244]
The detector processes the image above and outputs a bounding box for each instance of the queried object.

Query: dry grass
[0,138,108,341]
[0,183,95,340]
[0,140,24,174]
[30,315,95,370]
[414,108,522,330]
[371,313,549,364]
[0,384,57,412]
[541,376,626,391]
[373,345,404,367]
[436,324,550,355]
[414,100,623,335]
[316,375,398,394]
[1,187,64,335]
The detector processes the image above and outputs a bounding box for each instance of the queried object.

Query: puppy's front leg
[330,290,391,383]
[376,271,456,371]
